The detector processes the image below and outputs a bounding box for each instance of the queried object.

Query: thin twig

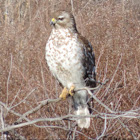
[10,88,36,109]
[97,114,107,140]
[6,54,13,106]
[72,126,77,140]
[118,119,137,140]
[16,98,61,123]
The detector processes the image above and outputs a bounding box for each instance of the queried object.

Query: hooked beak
[50,18,56,26]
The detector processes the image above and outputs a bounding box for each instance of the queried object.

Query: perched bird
[45,11,96,128]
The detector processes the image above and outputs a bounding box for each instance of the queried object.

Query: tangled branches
[0,79,139,139]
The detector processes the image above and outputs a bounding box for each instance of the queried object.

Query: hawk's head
[50,11,77,32]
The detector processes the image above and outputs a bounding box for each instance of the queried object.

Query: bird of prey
[45,11,96,128]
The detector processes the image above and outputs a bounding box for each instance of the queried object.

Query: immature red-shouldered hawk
[45,11,96,128]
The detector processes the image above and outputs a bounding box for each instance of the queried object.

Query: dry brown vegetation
[0,0,140,139]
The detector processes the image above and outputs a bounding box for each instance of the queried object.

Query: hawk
[45,11,96,128]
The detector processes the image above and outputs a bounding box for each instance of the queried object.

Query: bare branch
[16,98,61,123]
[118,119,137,140]
[96,114,107,140]
[16,79,109,123]
[6,54,13,106]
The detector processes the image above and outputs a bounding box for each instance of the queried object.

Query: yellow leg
[59,87,69,99]
[69,85,75,96]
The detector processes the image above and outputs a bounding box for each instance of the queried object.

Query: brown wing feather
[78,34,96,88]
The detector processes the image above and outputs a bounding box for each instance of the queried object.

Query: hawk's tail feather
[75,106,90,128]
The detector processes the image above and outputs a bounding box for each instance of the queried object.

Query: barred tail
[73,90,90,128]
[75,106,90,128]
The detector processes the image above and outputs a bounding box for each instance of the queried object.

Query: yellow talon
[69,85,75,96]
[59,85,75,100]
[59,87,69,100]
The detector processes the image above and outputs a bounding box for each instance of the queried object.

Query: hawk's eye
[58,17,64,20]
